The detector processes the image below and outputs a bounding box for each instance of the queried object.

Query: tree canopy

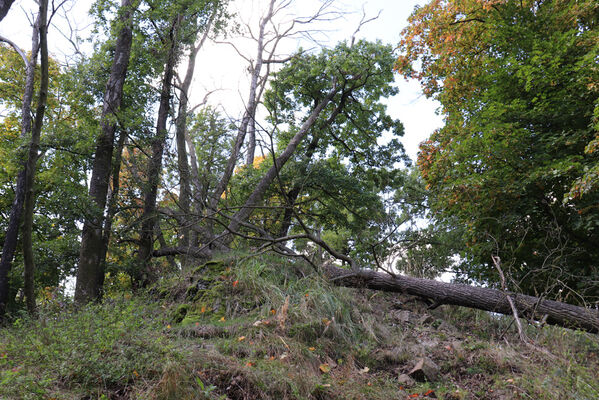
[398,0,599,302]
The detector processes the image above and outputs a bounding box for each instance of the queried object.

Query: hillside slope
[1,256,598,399]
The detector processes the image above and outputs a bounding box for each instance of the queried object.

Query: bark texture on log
[324,264,599,333]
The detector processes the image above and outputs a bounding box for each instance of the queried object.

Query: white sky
[0,0,443,161]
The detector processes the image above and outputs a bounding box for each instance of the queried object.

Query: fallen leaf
[319,363,331,373]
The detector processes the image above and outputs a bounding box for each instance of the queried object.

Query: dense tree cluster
[0,0,597,326]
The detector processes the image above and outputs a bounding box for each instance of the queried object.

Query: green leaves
[400,0,599,301]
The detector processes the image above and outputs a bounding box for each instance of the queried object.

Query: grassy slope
[1,255,598,400]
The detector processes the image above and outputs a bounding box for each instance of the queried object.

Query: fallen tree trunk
[324,264,599,334]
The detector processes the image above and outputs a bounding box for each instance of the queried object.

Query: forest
[0,0,598,399]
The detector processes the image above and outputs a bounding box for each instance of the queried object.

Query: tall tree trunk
[22,0,49,315]
[136,16,181,285]
[0,0,15,22]
[324,264,599,334]
[97,132,127,290]
[0,7,42,318]
[174,15,212,266]
[75,0,137,304]
[226,85,341,238]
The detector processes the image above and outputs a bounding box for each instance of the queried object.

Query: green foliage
[400,0,599,300]
[226,40,413,266]
[0,44,94,307]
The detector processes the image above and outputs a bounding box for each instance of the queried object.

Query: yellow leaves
[318,363,331,373]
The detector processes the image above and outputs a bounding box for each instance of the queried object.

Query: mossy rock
[173,304,190,323]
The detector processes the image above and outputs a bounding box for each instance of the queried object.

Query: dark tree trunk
[277,132,321,238]
[75,0,136,304]
[324,264,599,334]
[0,0,14,22]
[0,4,43,318]
[22,0,49,315]
[97,132,127,291]
[136,16,181,285]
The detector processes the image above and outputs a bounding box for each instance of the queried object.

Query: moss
[172,304,189,323]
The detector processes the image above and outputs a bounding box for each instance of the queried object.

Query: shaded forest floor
[1,255,598,399]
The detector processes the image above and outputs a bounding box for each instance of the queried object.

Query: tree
[135,0,228,285]
[0,0,49,318]
[397,0,599,302]
[75,0,138,304]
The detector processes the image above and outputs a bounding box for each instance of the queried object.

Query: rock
[408,357,441,382]
[393,310,412,323]
[397,373,415,386]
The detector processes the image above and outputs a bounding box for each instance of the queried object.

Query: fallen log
[323,264,599,333]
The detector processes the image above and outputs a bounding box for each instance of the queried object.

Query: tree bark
[0,5,42,318]
[97,132,127,291]
[0,0,14,22]
[136,15,181,285]
[75,0,137,304]
[324,264,599,334]
[22,0,49,315]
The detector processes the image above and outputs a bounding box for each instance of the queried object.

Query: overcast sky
[0,0,442,161]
